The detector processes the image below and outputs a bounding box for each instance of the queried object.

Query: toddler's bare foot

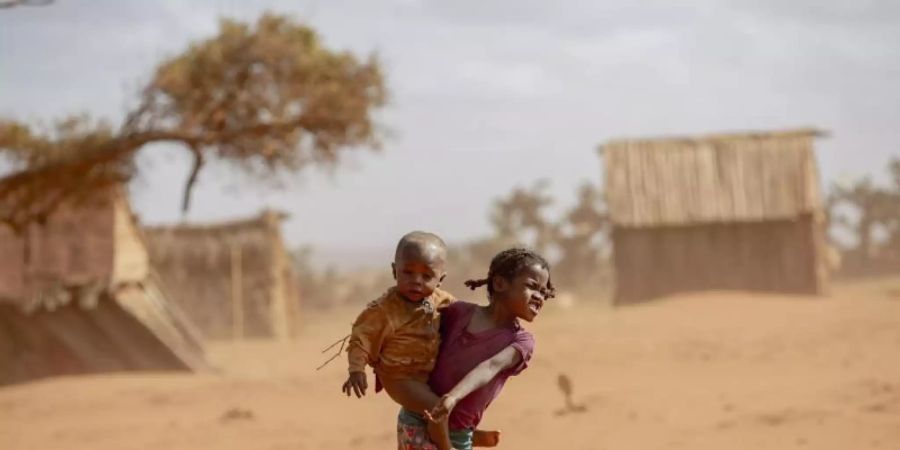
[472,429,500,447]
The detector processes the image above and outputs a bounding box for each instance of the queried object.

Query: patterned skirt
[396,408,473,450]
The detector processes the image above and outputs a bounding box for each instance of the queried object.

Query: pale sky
[1,0,898,268]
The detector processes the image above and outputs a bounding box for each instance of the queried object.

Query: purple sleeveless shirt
[428,301,535,430]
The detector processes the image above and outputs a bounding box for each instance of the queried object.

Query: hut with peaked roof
[0,187,208,385]
[602,128,828,304]
[143,210,300,341]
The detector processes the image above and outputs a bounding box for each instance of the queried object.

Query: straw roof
[603,128,825,228]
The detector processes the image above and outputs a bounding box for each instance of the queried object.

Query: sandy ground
[2,278,900,450]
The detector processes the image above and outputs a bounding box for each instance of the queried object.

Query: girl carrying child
[402,248,555,449]
[341,235,554,450]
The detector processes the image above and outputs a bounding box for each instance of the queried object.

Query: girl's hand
[424,394,458,422]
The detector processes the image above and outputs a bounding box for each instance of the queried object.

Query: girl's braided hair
[464,248,556,300]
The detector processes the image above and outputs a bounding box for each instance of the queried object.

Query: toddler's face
[393,252,445,302]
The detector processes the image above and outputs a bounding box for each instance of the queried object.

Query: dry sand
[2,278,900,450]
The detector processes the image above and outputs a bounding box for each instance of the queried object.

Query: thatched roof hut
[602,128,828,304]
[0,187,207,385]
[144,210,299,341]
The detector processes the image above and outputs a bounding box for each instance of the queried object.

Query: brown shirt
[347,287,455,384]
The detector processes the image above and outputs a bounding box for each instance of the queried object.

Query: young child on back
[341,231,495,450]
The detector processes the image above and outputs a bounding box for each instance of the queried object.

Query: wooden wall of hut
[144,211,299,341]
[612,215,824,304]
[148,232,276,340]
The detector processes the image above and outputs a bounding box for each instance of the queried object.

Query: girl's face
[494,262,551,322]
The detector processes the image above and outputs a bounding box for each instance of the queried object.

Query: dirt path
[3,279,900,449]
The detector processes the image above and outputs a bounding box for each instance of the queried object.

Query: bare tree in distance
[828,158,900,274]
[874,159,900,264]
[0,0,53,9]
[0,13,386,232]
[489,180,557,253]
[473,180,611,296]
[554,183,610,292]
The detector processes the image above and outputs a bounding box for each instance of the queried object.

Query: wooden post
[230,243,244,341]
[263,210,290,340]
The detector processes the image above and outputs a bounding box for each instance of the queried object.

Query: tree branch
[1,14,386,234]
[181,145,204,214]
[0,130,199,232]
[0,0,53,9]
[0,120,310,232]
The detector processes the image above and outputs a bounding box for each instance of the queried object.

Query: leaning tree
[0,13,386,232]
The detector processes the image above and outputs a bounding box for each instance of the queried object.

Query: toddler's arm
[342,304,391,397]
[347,303,391,371]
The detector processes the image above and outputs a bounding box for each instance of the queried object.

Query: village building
[144,210,300,341]
[0,187,207,385]
[602,128,828,304]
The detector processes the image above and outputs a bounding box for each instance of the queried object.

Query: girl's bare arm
[426,345,521,420]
